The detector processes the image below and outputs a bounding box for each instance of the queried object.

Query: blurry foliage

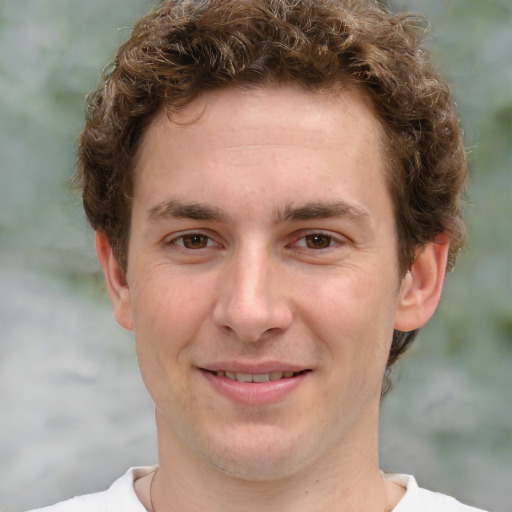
[1,0,509,354]
[0,1,510,510]
[0,2,509,349]
[389,0,512,357]
[0,0,155,282]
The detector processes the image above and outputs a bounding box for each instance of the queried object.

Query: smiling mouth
[205,369,309,383]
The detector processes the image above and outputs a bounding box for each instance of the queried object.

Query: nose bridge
[235,241,269,302]
[213,239,291,341]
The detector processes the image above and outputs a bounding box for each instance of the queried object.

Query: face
[100,86,444,481]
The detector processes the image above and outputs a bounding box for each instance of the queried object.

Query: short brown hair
[77,0,467,373]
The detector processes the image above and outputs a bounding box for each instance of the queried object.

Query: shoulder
[25,466,156,512]
[26,493,107,512]
[386,473,488,512]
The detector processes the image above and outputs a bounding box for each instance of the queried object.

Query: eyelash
[292,232,337,250]
[166,231,344,252]
[166,232,219,250]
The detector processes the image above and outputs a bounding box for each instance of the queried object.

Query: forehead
[133,85,389,217]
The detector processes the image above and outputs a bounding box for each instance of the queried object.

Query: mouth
[199,366,311,405]
[204,369,310,383]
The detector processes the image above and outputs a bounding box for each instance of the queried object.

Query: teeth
[252,373,270,383]
[218,371,298,382]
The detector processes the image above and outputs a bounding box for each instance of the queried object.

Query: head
[77,0,466,382]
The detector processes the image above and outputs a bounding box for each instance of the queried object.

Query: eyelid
[164,229,222,249]
[289,230,349,250]
[162,228,349,251]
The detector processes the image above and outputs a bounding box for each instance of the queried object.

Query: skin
[97,85,449,512]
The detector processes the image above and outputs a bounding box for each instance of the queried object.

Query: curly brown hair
[76,0,467,374]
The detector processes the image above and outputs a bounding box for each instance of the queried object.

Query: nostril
[216,323,282,343]
[260,327,280,339]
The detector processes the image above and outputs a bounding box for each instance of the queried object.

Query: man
[29,0,485,510]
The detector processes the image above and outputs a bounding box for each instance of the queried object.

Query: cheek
[297,269,398,361]
[128,273,201,408]
[129,269,210,364]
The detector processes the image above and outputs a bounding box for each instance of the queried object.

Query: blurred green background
[0,1,510,511]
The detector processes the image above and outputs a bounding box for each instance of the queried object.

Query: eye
[302,233,335,249]
[171,233,214,249]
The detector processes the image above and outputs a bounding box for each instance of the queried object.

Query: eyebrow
[276,201,370,224]
[147,198,370,226]
[147,200,229,223]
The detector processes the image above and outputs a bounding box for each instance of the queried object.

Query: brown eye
[181,234,209,249]
[304,233,333,249]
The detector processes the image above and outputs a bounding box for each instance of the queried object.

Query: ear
[96,232,134,331]
[394,234,450,332]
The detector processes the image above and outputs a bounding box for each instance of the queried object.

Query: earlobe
[95,232,134,331]
[394,235,450,332]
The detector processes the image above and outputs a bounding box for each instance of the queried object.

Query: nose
[212,245,293,343]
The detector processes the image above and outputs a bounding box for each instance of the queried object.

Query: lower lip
[201,370,308,406]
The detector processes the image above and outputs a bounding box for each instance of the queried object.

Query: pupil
[307,234,330,248]
[185,234,206,248]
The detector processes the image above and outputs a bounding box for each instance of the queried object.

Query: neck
[142,410,403,512]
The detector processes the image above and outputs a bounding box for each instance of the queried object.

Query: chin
[198,426,315,482]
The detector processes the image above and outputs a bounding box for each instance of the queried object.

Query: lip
[201,361,308,374]
[198,362,311,406]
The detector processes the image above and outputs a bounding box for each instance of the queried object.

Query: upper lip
[199,361,310,374]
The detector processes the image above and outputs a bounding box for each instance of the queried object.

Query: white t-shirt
[27,466,487,512]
